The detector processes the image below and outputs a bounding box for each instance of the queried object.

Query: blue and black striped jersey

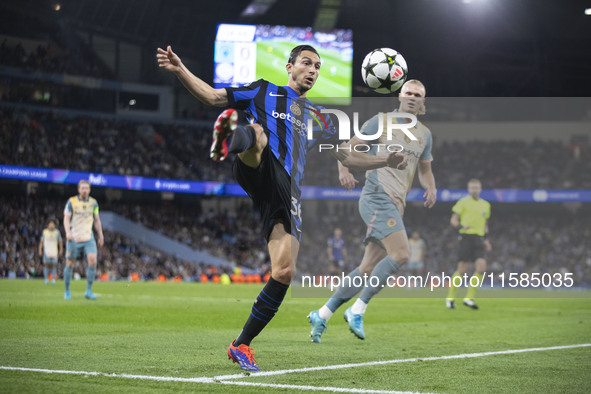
[225,79,338,197]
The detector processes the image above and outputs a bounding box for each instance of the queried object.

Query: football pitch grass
[1,280,590,393]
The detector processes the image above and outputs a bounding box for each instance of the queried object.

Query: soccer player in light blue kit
[63,180,104,300]
[38,218,63,284]
[309,80,437,341]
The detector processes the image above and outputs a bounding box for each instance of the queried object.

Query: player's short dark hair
[47,218,57,226]
[288,45,320,65]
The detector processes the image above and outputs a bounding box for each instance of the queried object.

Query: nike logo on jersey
[269,92,285,97]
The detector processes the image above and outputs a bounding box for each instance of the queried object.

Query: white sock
[318,305,333,321]
[351,298,368,315]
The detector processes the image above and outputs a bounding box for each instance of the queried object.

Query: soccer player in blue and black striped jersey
[157,44,406,371]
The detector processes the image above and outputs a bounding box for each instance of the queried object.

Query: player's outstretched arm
[337,161,359,191]
[331,137,408,171]
[156,45,228,107]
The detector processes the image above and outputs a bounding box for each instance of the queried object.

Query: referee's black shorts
[457,233,486,262]
[232,146,300,243]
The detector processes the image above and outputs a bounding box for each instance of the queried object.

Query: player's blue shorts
[43,254,58,264]
[359,189,405,249]
[66,239,97,259]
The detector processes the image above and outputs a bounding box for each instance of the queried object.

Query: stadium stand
[299,201,591,286]
[1,193,589,286]
[0,107,234,182]
[0,194,269,281]
[1,106,590,189]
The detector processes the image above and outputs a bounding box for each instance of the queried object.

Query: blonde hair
[78,180,91,189]
[402,79,427,115]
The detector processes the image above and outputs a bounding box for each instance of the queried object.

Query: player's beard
[292,74,314,95]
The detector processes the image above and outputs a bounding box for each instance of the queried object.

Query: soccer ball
[361,48,408,94]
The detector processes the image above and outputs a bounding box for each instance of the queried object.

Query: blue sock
[64,266,73,292]
[325,268,364,312]
[359,257,400,304]
[51,267,57,280]
[43,267,48,281]
[86,266,97,291]
[234,277,289,346]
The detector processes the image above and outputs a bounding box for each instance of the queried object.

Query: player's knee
[389,248,409,265]
[272,265,294,284]
[252,124,267,148]
[475,258,486,273]
[252,123,264,136]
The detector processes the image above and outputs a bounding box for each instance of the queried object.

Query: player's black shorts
[457,234,486,262]
[232,146,301,243]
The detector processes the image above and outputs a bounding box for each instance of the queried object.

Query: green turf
[1,280,590,393]
[256,41,352,104]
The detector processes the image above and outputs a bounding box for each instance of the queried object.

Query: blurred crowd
[433,139,590,189]
[2,107,590,189]
[299,201,591,286]
[0,108,234,182]
[1,193,590,287]
[0,195,268,281]
[106,200,269,272]
[305,138,591,190]
[0,36,115,80]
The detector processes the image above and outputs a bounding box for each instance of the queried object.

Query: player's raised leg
[308,242,386,343]
[228,224,297,371]
[210,108,266,163]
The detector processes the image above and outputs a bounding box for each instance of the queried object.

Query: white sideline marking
[0,366,213,383]
[0,366,423,394]
[213,343,591,380]
[218,380,426,393]
[1,344,589,393]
